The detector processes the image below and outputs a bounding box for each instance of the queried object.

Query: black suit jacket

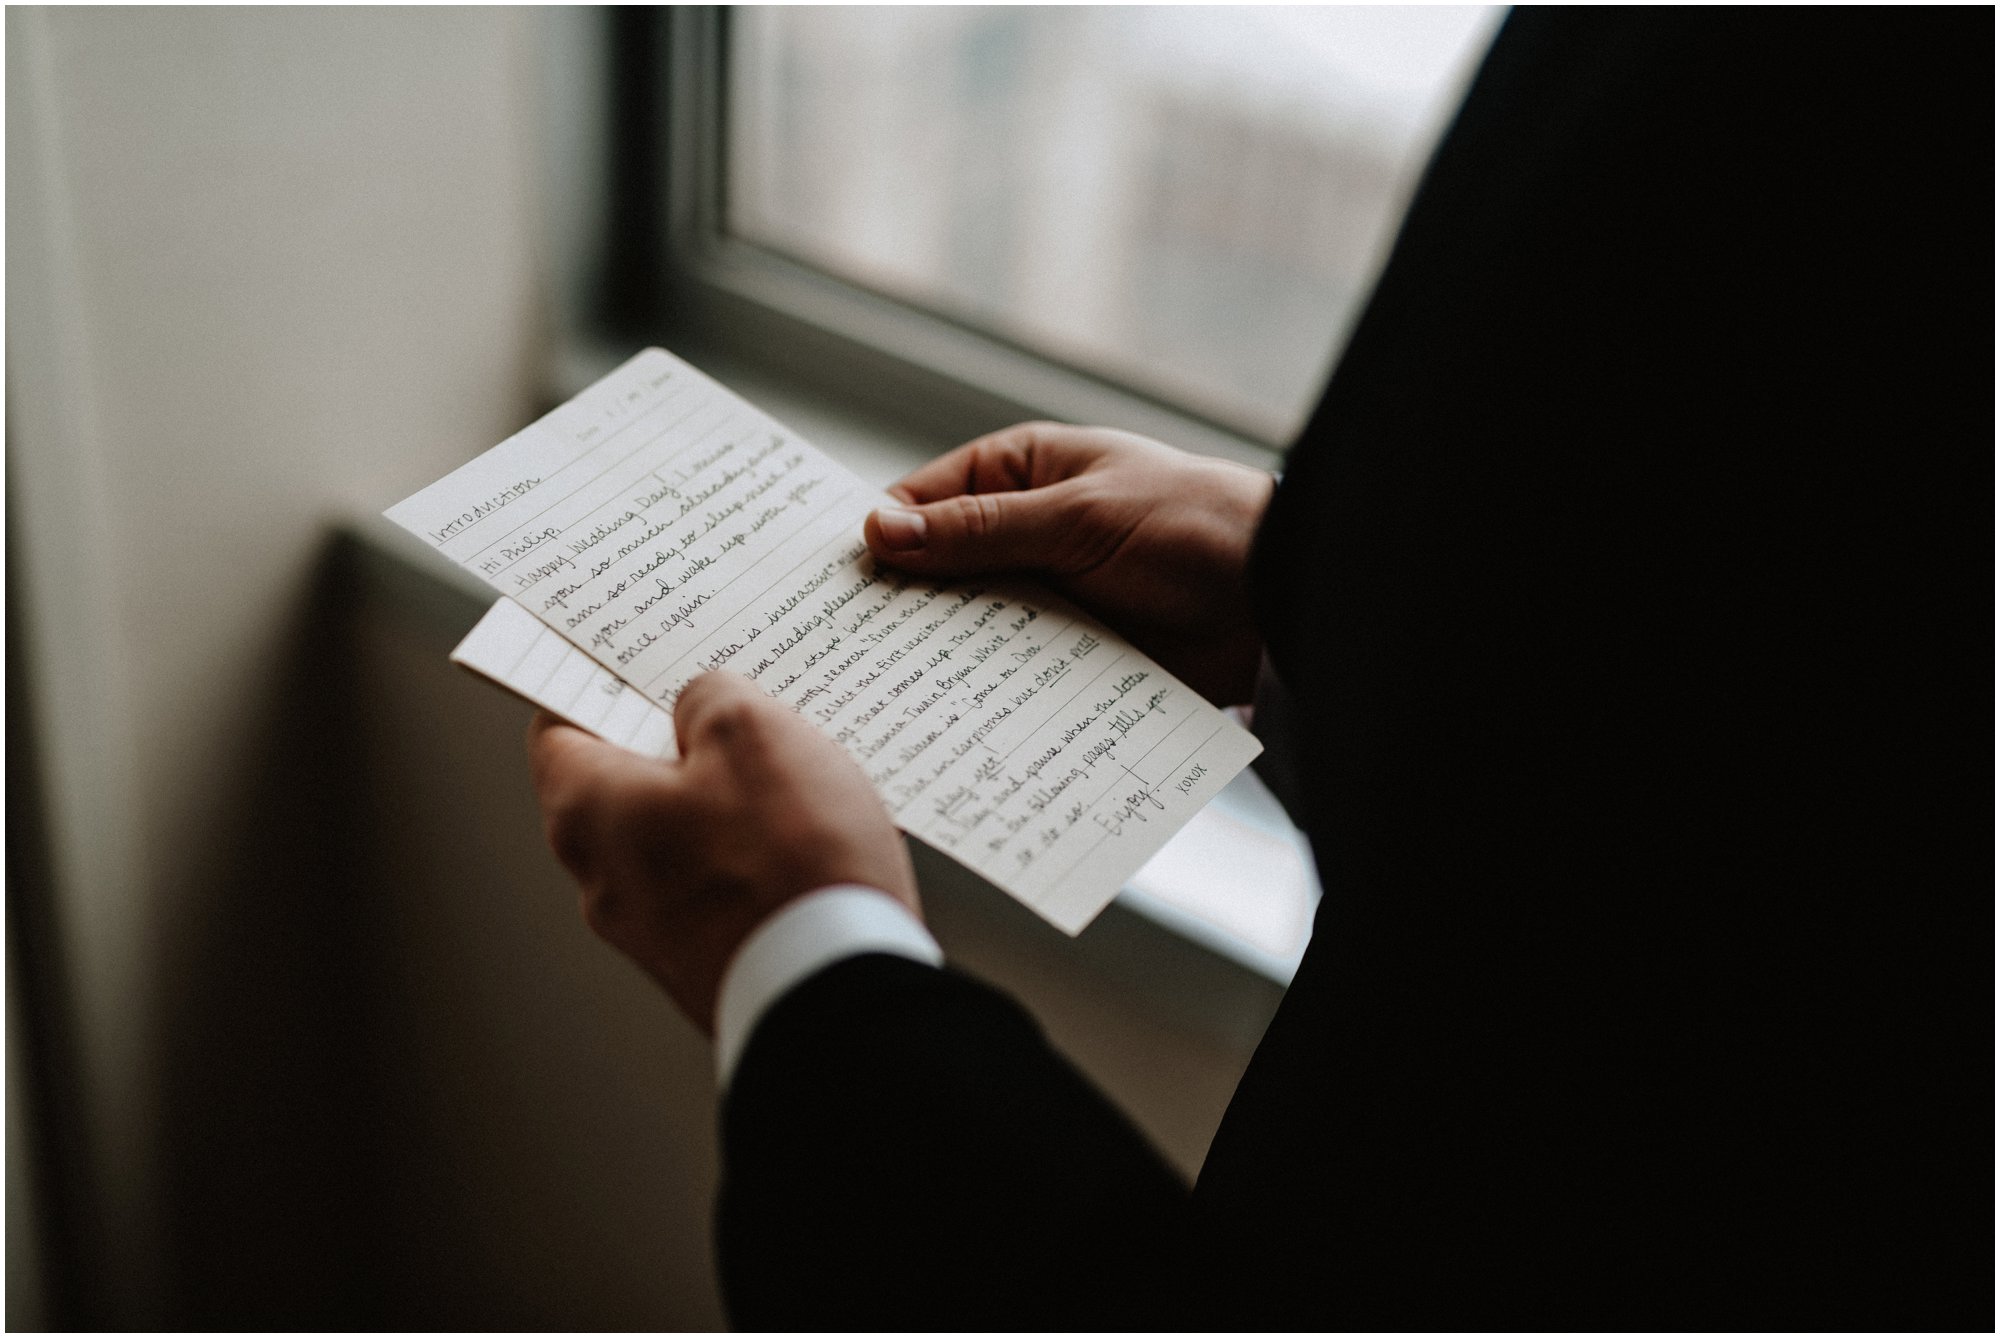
[717,11,1993,1329]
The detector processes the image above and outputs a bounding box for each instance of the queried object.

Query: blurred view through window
[728,6,1501,443]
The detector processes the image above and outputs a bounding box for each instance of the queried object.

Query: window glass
[727,6,1501,442]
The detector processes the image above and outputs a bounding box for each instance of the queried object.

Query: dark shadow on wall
[149,534,395,1329]
[7,494,104,1331]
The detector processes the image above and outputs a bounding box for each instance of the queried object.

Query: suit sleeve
[714,954,1201,1331]
[1209,8,1991,1330]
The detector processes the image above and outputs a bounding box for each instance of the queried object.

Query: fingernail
[875,507,927,550]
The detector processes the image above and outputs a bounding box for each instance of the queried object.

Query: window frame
[643,6,1284,469]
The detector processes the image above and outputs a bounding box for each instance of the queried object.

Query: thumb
[671,669,773,754]
[864,484,1088,577]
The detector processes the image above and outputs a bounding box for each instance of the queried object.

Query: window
[720,7,1500,444]
[648,8,1502,974]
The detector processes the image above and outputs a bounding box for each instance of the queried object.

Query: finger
[672,670,780,756]
[527,710,588,790]
[526,712,660,875]
[864,478,1100,577]
[889,422,1098,504]
[527,711,665,805]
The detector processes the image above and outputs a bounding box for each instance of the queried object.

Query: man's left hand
[527,670,919,1034]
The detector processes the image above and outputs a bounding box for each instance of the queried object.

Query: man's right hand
[862,422,1274,707]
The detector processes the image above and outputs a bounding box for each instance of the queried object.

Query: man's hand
[527,671,918,1034]
[863,423,1274,706]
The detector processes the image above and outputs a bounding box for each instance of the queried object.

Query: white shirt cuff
[713,884,942,1087]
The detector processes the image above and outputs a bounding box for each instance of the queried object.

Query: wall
[6,6,549,1324]
[6,7,1275,1328]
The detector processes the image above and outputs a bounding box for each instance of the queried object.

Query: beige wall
[7,8,1275,1328]
[7,6,550,1323]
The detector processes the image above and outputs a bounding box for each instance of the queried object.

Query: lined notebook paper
[449,595,676,758]
[386,348,1261,934]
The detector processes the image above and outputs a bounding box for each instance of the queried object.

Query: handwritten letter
[388,349,1261,934]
